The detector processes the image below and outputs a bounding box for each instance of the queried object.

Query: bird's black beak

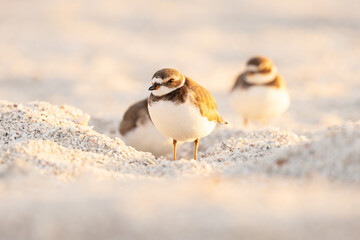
[149,83,160,91]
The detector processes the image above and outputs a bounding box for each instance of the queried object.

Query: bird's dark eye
[168,78,174,83]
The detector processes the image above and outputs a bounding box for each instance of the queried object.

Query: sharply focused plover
[148,68,227,160]
[119,98,173,157]
[230,56,290,125]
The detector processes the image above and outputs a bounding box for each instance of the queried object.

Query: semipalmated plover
[148,68,227,160]
[119,98,173,157]
[230,56,290,125]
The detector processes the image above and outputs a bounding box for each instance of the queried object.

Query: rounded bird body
[149,95,217,142]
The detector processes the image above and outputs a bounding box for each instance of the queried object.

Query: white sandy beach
[0,0,360,239]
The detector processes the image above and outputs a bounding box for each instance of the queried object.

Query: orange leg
[194,138,199,160]
[243,117,248,127]
[173,139,177,161]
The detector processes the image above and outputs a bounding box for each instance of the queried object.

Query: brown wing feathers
[186,77,227,124]
[119,99,149,135]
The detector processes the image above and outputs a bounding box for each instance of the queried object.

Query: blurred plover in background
[230,56,290,125]
[148,68,227,160]
[119,98,173,157]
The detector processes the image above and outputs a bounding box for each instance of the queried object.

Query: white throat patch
[245,67,278,85]
[150,76,185,97]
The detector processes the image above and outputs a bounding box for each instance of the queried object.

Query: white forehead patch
[152,77,164,84]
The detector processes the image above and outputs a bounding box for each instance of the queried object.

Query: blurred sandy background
[0,0,359,126]
[1,1,360,239]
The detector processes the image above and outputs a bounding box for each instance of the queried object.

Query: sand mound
[0,101,155,180]
[1,101,359,183]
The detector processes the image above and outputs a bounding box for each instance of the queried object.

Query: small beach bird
[230,56,290,125]
[148,68,227,160]
[119,99,173,157]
